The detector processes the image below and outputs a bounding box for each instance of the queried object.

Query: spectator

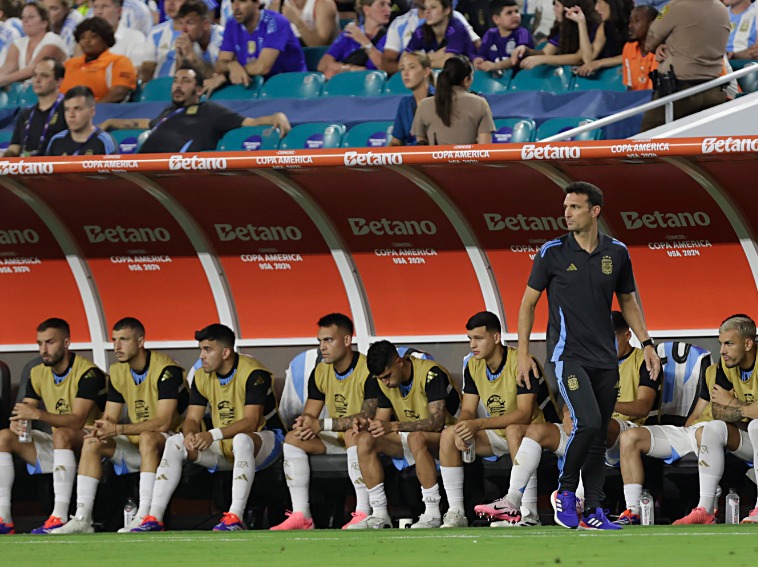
[0,0,21,67]
[726,0,758,60]
[0,2,68,89]
[574,5,657,91]
[527,0,556,43]
[564,0,628,70]
[266,0,340,47]
[43,0,84,55]
[204,0,306,94]
[382,0,480,74]
[510,0,600,70]
[92,0,151,71]
[119,0,155,37]
[174,0,224,79]
[411,54,494,144]
[141,0,185,82]
[4,58,67,157]
[60,17,136,102]
[0,0,23,38]
[405,0,477,67]
[388,50,432,145]
[473,0,534,73]
[99,64,291,153]
[317,0,391,79]
[45,85,116,155]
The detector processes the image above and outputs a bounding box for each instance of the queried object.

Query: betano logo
[84,225,171,243]
[215,223,303,241]
[168,155,227,171]
[0,228,40,244]
[343,151,403,166]
[484,213,568,232]
[520,144,581,160]
[0,161,54,175]
[348,217,437,236]
[620,211,711,230]
[701,137,758,154]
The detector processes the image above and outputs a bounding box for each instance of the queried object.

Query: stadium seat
[216,125,281,151]
[259,72,325,99]
[385,71,412,95]
[492,118,536,143]
[209,76,263,100]
[137,76,174,102]
[111,129,146,154]
[304,46,330,72]
[472,69,511,94]
[0,130,11,152]
[656,342,712,426]
[322,70,387,96]
[536,117,603,141]
[510,65,572,92]
[342,121,394,147]
[278,122,346,149]
[733,61,758,94]
[16,83,37,106]
[571,65,625,92]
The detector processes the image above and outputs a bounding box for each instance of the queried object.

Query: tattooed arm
[392,400,447,433]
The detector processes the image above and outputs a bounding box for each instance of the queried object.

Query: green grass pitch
[3,526,757,566]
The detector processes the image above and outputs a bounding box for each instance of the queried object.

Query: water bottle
[18,419,31,443]
[123,497,137,528]
[462,439,476,463]
[726,489,740,524]
[640,489,654,526]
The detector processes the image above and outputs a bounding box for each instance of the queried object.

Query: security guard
[640,0,730,131]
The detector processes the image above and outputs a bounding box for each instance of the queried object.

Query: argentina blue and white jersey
[728,4,758,52]
[5,17,23,38]
[60,10,84,56]
[220,0,233,28]
[148,19,182,78]
[196,23,224,65]
[0,21,21,67]
[123,0,155,37]
[384,8,421,53]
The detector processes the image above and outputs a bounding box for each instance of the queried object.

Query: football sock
[347,446,370,515]
[624,483,643,515]
[283,443,311,518]
[576,474,585,502]
[421,484,441,518]
[440,466,465,512]
[229,435,255,519]
[697,421,728,514]
[0,452,14,523]
[506,437,541,507]
[749,420,758,509]
[522,473,539,516]
[52,449,76,520]
[137,472,156,518]
[73,475,98,523]
[149,435,187,522]
[367,483,389,518]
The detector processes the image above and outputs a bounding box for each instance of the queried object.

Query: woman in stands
[509,0,603,70]
[0,2,68,88]
[411,54,494,145]
[405,0,477,68]
[266,0,340,47]
[389,50,433,146]
[572,0,631,76]
[317,0,391,79]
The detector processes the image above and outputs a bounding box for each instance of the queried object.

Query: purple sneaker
[551,490,579,529]
[579,508,623,530]
[30,515,65,534]
[213,513,245,531]
[131,515,165,532]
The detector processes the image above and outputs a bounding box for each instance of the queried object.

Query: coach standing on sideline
[517,181,660,531]
[640,0,730,131]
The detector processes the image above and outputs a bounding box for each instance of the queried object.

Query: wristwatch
[362,43,374,52]
[641,338,655,348]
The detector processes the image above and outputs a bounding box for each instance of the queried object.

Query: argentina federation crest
[601,255,613,275]
[567,376,579,391]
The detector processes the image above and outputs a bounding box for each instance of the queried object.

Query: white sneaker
[118,515,145,533]
[411,513,442,529]
[345,514,392,530]
[441,508,468,528]
[51,517,94,535]
[491,509,542,528]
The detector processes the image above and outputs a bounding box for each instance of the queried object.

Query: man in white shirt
[175,0,224,78]
[93,0,151,69]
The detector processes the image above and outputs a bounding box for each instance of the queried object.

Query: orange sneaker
[0,517,15,534]
[270,511,314,531]
[673,507,715,525]
[741,508,758,524]
[342,511,368,529]
[213,512,245,531]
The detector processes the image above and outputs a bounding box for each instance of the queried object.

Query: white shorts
[27,430,54,474]
[645,422,707,463]
[605,418,637,467]
[194,430,284,473]
[551,423,570,458]
[732,428,754,463]
[110,433,170,475]
[485,429,510,457]
[318,431,347,455]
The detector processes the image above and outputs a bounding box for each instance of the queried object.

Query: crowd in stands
[0,0,754,154]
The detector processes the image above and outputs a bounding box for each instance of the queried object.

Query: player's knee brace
[702,420,728,447]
